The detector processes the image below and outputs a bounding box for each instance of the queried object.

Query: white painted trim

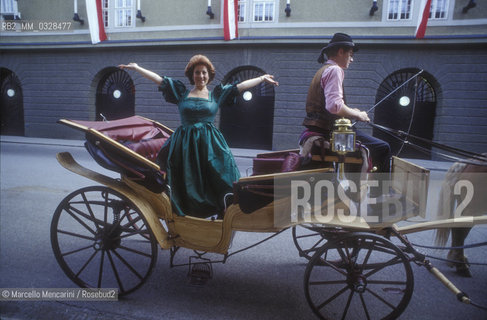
[2,19,486,37]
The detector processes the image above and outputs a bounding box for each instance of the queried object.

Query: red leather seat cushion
[126,138,167,162]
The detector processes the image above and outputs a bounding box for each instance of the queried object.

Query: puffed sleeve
[158,76,187,104]
[213,83,240,108]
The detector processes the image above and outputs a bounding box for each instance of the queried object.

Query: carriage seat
[60,116,173,193]
[251,150,302,176]
[249,139,368,177]
[125,138,167,163]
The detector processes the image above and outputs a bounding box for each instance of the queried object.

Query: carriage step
[187,256,213,286]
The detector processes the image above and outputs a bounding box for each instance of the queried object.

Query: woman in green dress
[119,55,278,218]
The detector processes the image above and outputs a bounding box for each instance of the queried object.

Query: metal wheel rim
[50,186,158,296]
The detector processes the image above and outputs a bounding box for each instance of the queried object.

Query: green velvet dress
[158,77,241,218]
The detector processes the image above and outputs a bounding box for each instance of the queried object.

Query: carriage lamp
[331,118,356,179]
[331,118,356,154]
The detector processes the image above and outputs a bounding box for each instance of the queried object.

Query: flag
[415,0,432,39]
[86,0,107,44]
[223,0,238,41]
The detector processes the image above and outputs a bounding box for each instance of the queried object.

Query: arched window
[373,68,437,159]
[220,66,275,149]
[0,68,24,136]
[95,67,135,121]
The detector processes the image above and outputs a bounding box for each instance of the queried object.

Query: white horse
[435,154,487,277]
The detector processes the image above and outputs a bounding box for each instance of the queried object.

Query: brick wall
[1,43,486,154]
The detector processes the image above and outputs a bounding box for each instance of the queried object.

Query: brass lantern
[331,118,356,154]
[331,118,356,179]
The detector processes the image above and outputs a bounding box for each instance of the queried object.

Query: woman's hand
[118,63,163,85]
[260,74,279,86]
[237,74,279,92]
[118,63,139,71]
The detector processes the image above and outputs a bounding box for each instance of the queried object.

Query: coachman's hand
[358,111,370,122]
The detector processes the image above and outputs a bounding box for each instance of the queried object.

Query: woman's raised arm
[119,63,163,85]
[236,74,279,92]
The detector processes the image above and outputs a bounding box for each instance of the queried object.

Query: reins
[367,122,487,166]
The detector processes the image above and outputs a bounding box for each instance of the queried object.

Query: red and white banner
[415,0,432,39]
[223,0,238,41]
[86,0,107,44]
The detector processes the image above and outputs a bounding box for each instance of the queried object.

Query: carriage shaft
[425,263,471,304]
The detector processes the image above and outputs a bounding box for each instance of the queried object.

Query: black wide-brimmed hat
[318,33,358,63]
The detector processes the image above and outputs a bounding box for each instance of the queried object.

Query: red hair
[184,55,216,84]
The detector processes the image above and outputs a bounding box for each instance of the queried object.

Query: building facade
[1,0,486,156]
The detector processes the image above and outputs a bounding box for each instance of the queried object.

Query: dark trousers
[356,130,392,197]
[355,130,391,173]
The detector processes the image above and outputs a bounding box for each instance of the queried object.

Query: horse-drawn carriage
[51,115,486,319]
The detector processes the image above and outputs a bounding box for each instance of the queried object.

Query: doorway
[373,69,437,159]
[220,66,275,149]
[95,67,135,121]
[0,68,24,136]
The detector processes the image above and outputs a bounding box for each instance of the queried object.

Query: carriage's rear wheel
[51,186,158,296]
[304,233,413,320]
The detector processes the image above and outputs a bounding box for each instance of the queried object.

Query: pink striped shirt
[321,60,345,114]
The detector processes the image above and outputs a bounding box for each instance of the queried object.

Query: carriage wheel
[51,186,158,296]
[292,225,348,261]
[292,225,328,260]
[304,233,414,320]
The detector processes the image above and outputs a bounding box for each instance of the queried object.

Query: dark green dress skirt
[158,77,241,218]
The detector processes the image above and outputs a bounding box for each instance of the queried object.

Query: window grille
[430,0,448,19]
[238,0,247,22]
[101,0,135,29]
[236,0,276,23]
[102,0,109,28]
[1,0,21,19]
[253,1,274,22]
[387,0,412,20]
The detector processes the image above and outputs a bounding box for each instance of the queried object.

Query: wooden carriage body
[57,116,433,254]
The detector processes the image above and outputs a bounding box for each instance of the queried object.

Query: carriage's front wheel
[51,186,158,296]
[304,233,414,320]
